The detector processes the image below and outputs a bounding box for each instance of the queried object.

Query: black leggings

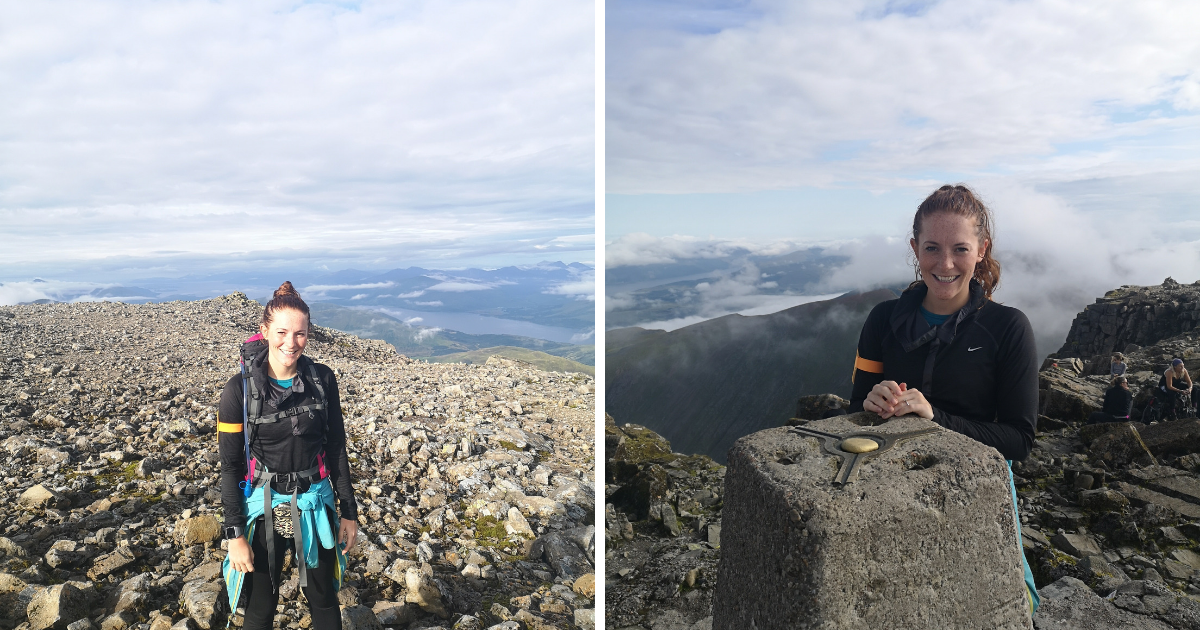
[242,517,341,630]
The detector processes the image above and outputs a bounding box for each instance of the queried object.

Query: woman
[1110,353,1126,379]
[218,282,357,629]
[1088,375,1132,424]
[1160,358,1193,421]
[848,184,1039,612]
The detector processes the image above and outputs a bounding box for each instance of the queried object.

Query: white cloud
[303,282,395,293]
[425,282,495,292]
[414,300,444,306]
[819,183,1200,357]
[396,291,425,299]
[404,317,424,325]
[544,268,595,301]
[609,1,1200,194]
[349,294,368,300]
[605,232,801,268]
[415,327,443,341]
[1,0,594,272]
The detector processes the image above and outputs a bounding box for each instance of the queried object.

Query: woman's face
[910,212,987,314]
[260,308,309,373]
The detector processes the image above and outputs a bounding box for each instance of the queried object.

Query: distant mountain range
[605,289,895,462]
[6,261,594,337]
[310,303,594,367]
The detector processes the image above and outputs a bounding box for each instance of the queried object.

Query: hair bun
[273,281,301,300]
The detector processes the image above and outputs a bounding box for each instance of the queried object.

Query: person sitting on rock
[1088,376,1132,424]
[219,281,358,630]
[1110,352,1126,378]
[847,184,1040,613]
[1160,358,1193,421]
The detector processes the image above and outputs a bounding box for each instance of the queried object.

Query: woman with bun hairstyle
[848,185,1040,612]
[218,282,357,629]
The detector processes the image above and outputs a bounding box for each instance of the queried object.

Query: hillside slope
[606,289,895,462]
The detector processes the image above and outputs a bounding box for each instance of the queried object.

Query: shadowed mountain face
[606,289,896,462]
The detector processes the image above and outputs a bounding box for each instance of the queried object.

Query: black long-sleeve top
[849,281,1038,461]
[1102,386,1133,418]
[218,347,356,527]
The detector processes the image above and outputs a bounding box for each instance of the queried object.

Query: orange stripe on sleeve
[218,422,244,433]
[855,351,884,374]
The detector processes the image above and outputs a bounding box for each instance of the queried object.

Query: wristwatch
[222,525,245,540]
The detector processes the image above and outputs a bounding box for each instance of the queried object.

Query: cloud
[1,0,594,275]
[544,268,595,301]
[415,327,443,341]
[605,232,800,268]
[570,329,595,343]
[414,300,443,306]
[608,1,1200,195]
[819,183,1200,358]
[425,282,496,292]
[404,317,424,325]
[396,291,425,299]
[303,282,396,293]
[349,294,368,300]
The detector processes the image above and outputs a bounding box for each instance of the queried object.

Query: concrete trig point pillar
[712,414,1032,630]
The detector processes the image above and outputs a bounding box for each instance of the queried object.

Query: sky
[606,0,1200,350]
[0,0,595,287]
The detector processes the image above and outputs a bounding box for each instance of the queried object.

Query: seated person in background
[1161,358,1193,421]
[1088,375,1132,424]
[1110,353,1126,378]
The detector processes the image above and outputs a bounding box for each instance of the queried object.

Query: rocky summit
[603,280,1200,630]
[0,295,596,630]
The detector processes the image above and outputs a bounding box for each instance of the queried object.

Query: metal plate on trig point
[787,423,940,485]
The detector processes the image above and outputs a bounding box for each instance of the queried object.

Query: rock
[794,394,849,421]
[1079,489,1128,512]
[175,516,221,545]
[529,529,593,581]
[87,547,138,581]
[370,601,415,627]
[404,566,448,618]
[384,558,417,585]
[504,507,534,538]
[339,606,382,630]
[1090,423,1158,467]
[1039,369,1105,424]
[1078,555,1128,593]
[572,573,596,599]
[44,541,93,570]
[1032,576,1173,629]
[1052,533,1103,558]
[178,580,222,630]
[1,572,29,629]
[27,583,90,630]
[18,485,66,510]
[573,608,596,630]
[712,415,1032,629]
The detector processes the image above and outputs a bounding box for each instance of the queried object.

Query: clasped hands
[863,380,935,421]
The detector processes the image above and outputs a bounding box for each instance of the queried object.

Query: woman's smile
[910,212,987,315]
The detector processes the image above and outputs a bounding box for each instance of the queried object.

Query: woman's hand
[228,536,254,573]
[340,518,358,555]
[864,380,935,420]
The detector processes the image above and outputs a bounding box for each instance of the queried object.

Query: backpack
[237,334,330,498]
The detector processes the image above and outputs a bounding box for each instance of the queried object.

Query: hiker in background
[218,281,357,630]
[1161,358,1193,421]
[1110,353,1126,378]
[848,184,1039,614]
[1088,376,1132,424]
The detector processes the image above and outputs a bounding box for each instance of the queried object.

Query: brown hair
[260,281,311,328]
[908,184,1001,299]
[1111,375,1127,388]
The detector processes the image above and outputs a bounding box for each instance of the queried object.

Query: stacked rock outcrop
[1058,278,1200,359]
[0,295,596,630]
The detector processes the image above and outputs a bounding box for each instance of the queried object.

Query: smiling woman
[848,184,1041,613]
[218,281,358,630]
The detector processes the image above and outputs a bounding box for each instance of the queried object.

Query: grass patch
[497,441,524,452]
